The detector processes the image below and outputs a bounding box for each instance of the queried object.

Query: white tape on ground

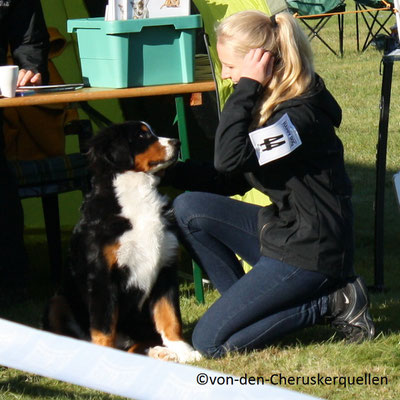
[0,318,322,400]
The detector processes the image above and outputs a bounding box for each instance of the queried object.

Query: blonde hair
[216,11,314,127]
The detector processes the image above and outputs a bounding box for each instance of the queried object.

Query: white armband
[249,113,302,166]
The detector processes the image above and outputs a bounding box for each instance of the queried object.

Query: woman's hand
[17,69,43,87]
[240,48,274,86]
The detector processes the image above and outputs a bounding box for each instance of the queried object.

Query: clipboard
[16,83,84,94]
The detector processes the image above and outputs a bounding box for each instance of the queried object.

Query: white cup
[0,65,19,98]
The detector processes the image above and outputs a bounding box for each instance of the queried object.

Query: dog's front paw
[181,349,202,363]
[148,346,179,362]
[165,340,203,363]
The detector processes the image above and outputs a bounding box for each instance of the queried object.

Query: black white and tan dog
[43,121,201,363]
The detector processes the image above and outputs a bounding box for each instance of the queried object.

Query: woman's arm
[214,50,274,174]
[8,0,49,84]
[214,77,263,173]
[161,159,251,196]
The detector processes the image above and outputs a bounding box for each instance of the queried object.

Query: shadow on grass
[371,295,400,335]
[0,374,118,399]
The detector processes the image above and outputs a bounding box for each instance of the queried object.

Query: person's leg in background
[0,109,29,304]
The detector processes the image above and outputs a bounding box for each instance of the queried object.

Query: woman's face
[217,41,245,84]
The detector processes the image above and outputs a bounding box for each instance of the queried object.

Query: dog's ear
[87,128,114,170]
[88,126,134,174]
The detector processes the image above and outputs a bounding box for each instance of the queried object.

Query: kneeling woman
[166,10,375,358]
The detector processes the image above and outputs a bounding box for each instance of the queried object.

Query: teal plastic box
[67,15,202,88]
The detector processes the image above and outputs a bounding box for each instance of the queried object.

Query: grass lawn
[1,7,400,400]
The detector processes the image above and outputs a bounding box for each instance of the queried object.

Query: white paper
[131,0,149,19]
[149,0,190,18]
[105,0,190,20]
[106,0,116,20]
[116,0,134,20]
[249,113,302,166]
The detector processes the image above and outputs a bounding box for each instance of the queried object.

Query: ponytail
[216,11,314,128]
[255,12,314,127]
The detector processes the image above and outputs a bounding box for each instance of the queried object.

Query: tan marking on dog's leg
[127,342,155,355]
[152,297,202,363]
[153,297,183,342]
[103,242,120,269]
[46,295,73,335]
[134,142,166,172]
[91,330,115,347]
[90,309,118,347]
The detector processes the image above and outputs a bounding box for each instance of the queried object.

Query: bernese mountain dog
[43,121,201,363]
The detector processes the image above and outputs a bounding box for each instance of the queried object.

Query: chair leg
[42,194,63,282]
[193,261,205,304]
[356,3,360,51]
[362,10,379,51]
[358,8,393,52]
[301,17,341,57]
[338,13,344,57]
[174,95,205,303]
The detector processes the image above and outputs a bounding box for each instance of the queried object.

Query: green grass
[2,9,400,400]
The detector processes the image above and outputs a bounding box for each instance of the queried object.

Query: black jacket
[167,75,354,280]
[0,0,49,82]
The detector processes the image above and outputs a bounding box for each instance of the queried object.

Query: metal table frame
[374,50,400,291]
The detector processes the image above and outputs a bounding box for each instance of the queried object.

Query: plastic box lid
[67,15,202,34]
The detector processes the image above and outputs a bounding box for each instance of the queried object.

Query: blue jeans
[173,191,337,358]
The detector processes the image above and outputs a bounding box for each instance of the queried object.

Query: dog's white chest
[113,172,178,294]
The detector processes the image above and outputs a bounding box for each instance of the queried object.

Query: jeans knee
[173,193,192,231]
[192,321,225,359]
[173,192,191,217]
[173,191,205,227]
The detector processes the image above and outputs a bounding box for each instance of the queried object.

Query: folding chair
[354,0,394,51]
[287,0,346,57]
[7,120,93,282]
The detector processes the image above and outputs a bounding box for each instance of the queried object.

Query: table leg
[174,95,205,304]
[374,58,394,291]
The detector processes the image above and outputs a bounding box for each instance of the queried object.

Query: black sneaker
[328,276,375,343]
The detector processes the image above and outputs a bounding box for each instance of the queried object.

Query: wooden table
[0,80,215,168]
[0,81,215,107]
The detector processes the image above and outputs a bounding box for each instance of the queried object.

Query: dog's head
[132,0,149,19]
[88,121,180,176]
